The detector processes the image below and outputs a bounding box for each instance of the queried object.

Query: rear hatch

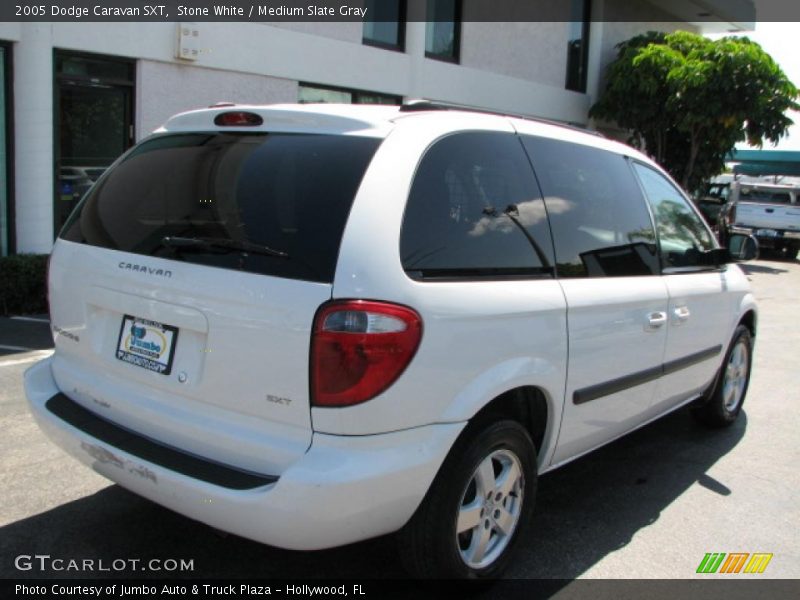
[49,123,382,475]
[734,202,800,230]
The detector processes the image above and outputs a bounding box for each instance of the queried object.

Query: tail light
[311,300,422,407]
[214,111,263,126]
[729,203,737,225]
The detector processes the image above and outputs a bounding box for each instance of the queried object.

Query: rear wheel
[398,419,536,579]
[692,325,753,428]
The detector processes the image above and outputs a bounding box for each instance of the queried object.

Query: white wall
[47,20,589,121]
[461,22,570,89]
[137,62,297,137]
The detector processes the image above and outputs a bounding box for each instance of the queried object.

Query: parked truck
[720,181,800,260]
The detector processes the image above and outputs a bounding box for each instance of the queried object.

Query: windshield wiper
[161,236,289,259]
[483,204,554,273]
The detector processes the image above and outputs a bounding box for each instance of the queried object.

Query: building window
[298,84,401,105]
[565,0,590,93]
[362,0,406,51]
[0,44,9,256]
[425,0,461,63]
[55,51,135,234]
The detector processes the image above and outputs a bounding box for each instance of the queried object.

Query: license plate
[116,315,178,375]
[756,229,778,237]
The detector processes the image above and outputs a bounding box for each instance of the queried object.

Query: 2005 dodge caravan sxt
[25,103,757,578]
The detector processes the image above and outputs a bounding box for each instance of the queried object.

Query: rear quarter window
[400,131,555,279]
[60,132,381,283]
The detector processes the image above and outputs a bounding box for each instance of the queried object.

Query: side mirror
[727,233,759,262]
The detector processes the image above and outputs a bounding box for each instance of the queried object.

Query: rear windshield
[60,132,381,283]
[738,187,793,204]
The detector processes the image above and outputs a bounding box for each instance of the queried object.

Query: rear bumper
[24,357,464,550]
[729,226,800,248]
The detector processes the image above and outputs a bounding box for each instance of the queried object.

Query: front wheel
[398,419,537,579]
[692,325,753,428]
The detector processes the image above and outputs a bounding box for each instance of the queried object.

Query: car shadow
[739,263,789,275]
[516,408,747,579]
[0,408,746,583]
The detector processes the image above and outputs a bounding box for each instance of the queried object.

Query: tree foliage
[590,31,799,191]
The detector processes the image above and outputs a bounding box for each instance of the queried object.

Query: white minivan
[25,103,757,578]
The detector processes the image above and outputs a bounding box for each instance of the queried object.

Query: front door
[631,162,732,413]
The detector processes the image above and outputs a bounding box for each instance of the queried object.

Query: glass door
[55,52,134,234]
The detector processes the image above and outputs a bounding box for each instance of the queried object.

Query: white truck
[721,181,800,259]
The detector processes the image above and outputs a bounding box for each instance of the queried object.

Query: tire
[781,246,799,261]
[692,325,753,428]
[398,419,537,579]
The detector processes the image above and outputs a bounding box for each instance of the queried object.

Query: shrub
[0,254,49,316]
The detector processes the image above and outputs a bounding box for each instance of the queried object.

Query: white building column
[404,21,427,100]
[586,0,606,106]
[14,23,54,254]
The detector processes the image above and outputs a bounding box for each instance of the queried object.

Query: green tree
[590,31,799,191]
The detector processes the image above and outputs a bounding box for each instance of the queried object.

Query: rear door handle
[673,306,691,323]
[646,311,667,331]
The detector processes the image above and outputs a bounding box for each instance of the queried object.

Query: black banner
[2,0,796,23]
[4,579,800,600]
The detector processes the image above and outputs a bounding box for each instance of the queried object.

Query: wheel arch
[739,308,757,338]
[454,385,557,471]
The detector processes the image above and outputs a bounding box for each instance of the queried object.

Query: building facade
[0,0,752,255]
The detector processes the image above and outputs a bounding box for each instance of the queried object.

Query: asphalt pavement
[1,259,798,585]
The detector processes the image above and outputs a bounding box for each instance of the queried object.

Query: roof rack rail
[399,99,604,137]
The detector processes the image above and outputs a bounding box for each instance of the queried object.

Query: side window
[400,132,555,278]
[632,163,715,270]
[521,136,659,278]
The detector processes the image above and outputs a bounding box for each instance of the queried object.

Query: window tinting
[363,0,405,50]
[632,163,715,271]
[521,136,658,278]
[401,132,555,278]
[425,0,461,62]
[60,133,381,283]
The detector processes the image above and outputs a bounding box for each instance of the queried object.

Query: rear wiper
[161,236,289,258]
[482,205,554,273]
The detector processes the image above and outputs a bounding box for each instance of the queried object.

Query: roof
[159,103,400,137]
[156,102,653,166]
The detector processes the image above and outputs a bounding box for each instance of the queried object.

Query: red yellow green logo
[696,552,773,574]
